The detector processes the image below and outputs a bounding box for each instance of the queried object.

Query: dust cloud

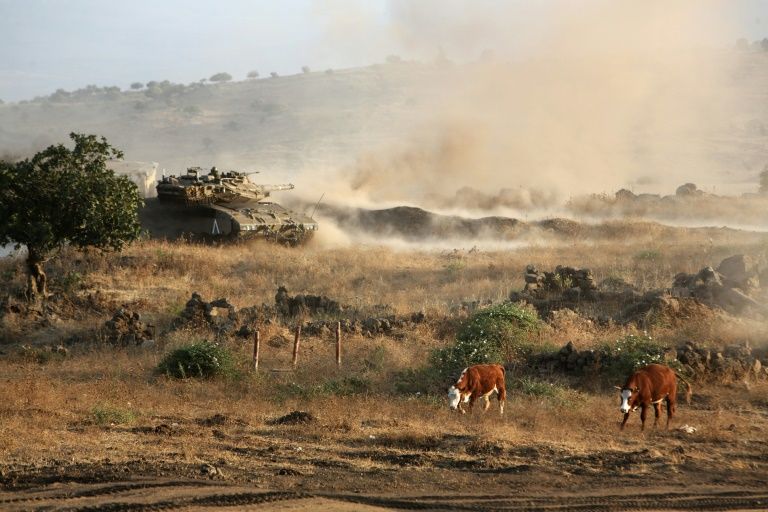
[338,0,745,214]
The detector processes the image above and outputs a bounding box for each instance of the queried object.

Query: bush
[431,302,542,377]
[130,82,143,90]
[599,334,669,379]
[91,403,136,425]
[209,72,232,83]
[246,70,259,79]
[158,340,235,379]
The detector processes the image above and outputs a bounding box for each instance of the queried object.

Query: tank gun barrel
[259,183,295,192]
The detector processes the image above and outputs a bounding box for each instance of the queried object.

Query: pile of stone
[671,255,762,313]
[676,341,766,380]
[300,312,426,338]
[533,340,767,381]
[174,292,238,334]
[275,286,341,317]
[534,341,606,374]
[512,255,765,325]
[522,265,598,300]
[103,308,154,346]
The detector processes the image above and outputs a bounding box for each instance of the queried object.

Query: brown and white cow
[615,364,692,430]
[448,364,506,415]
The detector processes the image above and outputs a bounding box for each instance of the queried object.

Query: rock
[675,183,700,197]
[615,188,637,201]
[266,411,316,426]
[103,307,155,346]
[201,464,224,478]
[717,255,759,290]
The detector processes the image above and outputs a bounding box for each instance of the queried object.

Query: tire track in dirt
[326,489,768,511]
[2,481,767,511]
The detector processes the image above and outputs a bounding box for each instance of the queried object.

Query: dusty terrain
[2,231,768,510]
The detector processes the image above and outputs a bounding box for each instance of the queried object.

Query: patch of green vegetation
[273,376,371,402]
[598,334,670,378]
[59,270,83,293]
[431,302,542,378]
[363,345,388,372]
[91,403,136,425]
[633,249,662,261]
[444,258,466,273]
[512,377,586,407]
[157,340,236,379]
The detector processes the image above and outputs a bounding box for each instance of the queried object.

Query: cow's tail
[675,372,693,404]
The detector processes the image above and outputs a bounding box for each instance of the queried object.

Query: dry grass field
[1,226,768,510]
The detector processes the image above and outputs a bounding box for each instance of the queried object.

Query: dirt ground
[2,382,767,511]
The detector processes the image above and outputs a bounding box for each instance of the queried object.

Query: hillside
[0,63,451,174]
[3,52,768,208]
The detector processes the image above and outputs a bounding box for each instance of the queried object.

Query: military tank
[154,167,318,245]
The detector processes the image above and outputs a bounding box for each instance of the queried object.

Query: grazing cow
[448,364,506,415]
[615,364,692,431]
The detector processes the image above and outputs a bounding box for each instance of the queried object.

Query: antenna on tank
[310,193,325,220]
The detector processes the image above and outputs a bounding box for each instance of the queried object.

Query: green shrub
[158,340,235,379]
[512,377,586,407]
[514,376,559,398]
[432,302,541,376]
[91,403,136,425]
[599,334,669,378]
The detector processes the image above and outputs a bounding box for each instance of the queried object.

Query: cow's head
[448,385,462,411]
[448,368,469,412]
[615,385,638,413]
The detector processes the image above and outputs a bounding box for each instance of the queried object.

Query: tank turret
[157,167,296,204]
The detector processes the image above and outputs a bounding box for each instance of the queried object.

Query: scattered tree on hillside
[760,164,768,194]
[182,105,201,116]
[301,66,311,74]
[270,72,279,78]
[130,82,144,90]
[0,133,143,300]
[246,70,259,79]
[209,72,233,83]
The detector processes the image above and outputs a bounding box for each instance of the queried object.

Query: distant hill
[3,53,768,205]
[0,63,454,177]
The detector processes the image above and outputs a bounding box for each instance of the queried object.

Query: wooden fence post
[292,324,302,368]
[253,330,260,371]
[335,321,341,367]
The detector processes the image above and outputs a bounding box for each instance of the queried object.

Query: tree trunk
[26,250,47,301]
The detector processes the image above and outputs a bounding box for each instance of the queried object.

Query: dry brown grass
[1,230,768,492]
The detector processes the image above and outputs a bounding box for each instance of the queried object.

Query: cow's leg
[498,385,506,415]
[620,412,630,430]
[666,396,676,430]
[640,405,648,431]
[653,402,661,428]
[468,395,476,414]
[482,395,491,412]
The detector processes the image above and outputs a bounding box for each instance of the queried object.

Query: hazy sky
[1,0,767,102]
